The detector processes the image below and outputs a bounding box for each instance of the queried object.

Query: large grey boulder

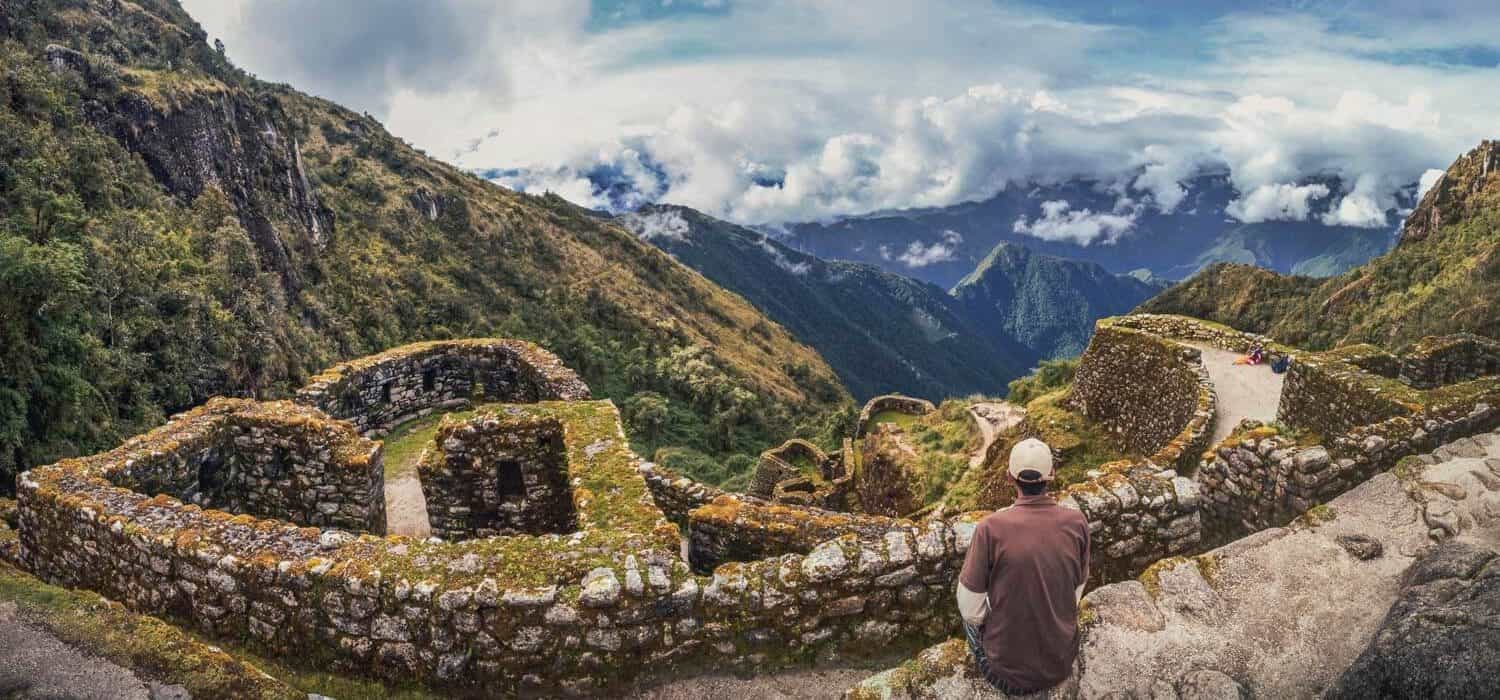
[1326,540,1500,699]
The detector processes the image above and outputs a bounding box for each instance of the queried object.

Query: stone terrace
[17,320,1496,695]
[848,314,1500,698]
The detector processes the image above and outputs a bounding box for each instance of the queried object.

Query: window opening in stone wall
[422,367,437,392]
[497,459,525,502]
[265,445,290,480]
[339,389,361,415]
[381,381,393,403]
[195,453,230,507]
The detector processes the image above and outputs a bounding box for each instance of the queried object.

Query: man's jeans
[962,620,1044,696]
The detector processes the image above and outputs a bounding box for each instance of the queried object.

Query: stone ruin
[419,414,576,541]
[855,394,936,437]
[746,394,947,521]
[10,338,980,694]
[9,317,1499,695]
[748,438,856,510]
[848,313,1500,698]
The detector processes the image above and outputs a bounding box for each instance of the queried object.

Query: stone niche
[419,413,577,540]
[99,399,384,533]
[296,339,590,436]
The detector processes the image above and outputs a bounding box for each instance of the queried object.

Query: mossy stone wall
[856,395,936,437]
[686,495,901,571]
[419,414,575,540]
[295,339,590,436]
[1400,333,1500,389]
[99,398,384,533]
[1066,325,1204,457]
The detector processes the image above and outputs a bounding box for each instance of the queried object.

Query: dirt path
[385,474,432,538]
[1188,344,1285,445]
[628,664,881,699]
[966,402,1025,469]
[0,601,163,699]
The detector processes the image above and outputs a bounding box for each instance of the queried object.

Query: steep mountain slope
[617,205,1023,400]
[1140,141,1500,350]
[0,0,850,493]
[776,174,1395,288]
[951,243,1165,361]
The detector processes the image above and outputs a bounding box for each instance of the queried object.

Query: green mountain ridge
[623,206,1164,398]
[0,0,851,493]
[952,242,1167,362]
[1140,140,1500,350]
[617,205,1025,400]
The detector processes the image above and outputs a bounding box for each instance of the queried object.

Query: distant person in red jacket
[956,438,1091,694]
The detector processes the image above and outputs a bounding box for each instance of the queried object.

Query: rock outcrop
[1327,540,1500,699]
[1400,140,1500,245]
[849,426,1500,699]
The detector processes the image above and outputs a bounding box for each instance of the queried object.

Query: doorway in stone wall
[497,459,525,502]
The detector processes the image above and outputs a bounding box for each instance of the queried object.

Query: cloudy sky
[182,0,1500,231]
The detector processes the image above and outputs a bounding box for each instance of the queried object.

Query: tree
[624,392,669,443]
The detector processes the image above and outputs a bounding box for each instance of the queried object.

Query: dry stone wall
[45,326,1493,693]
[751,438,855,510]
[295,339,589,435]
[687,495,903,571]
[1109,314,1289,360]
[1277,345,1416,437]
[856,395,936,437]
[638,463,726,527]
[1194,427,1330,535]
[71,398,384,534]
[1065,324,1209,459]
[418,413,575,540]
[1399,333,1500,389]
[1196,332,1500,540]
[15,338,998,694]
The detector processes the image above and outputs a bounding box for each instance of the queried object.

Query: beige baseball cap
[1008,438,1055,481]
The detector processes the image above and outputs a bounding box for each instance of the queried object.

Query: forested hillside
[952,243,1165,362]
[0,0,852,493]
[1141,141,1500,350]
[618,205,1023,400]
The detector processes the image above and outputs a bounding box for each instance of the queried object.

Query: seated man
[956,438,1091,695]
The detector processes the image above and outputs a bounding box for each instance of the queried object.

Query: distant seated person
[1248,345,1265,365]
[1271,354,1292,374]
[956,438,1090,695]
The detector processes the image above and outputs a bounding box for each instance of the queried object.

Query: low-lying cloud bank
[187,0,1500,239]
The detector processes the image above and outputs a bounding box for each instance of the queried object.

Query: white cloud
[1321,174,1390,228]
[1417,168,1447,200]
[182,0,1500,229]
[755,238,812,275]
[895,230,963,268]
[1013,200,1137,245]
[1225,183,1330,223]
[617,208,691,242]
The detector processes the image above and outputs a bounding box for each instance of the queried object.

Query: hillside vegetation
[0,0,851,493]
[619,205,1023,400]
[952,243,1165,362]
[1141,141,1500,350]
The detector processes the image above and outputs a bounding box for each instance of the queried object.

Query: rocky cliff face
[99,89,335,291]
[1401,140,1500,245]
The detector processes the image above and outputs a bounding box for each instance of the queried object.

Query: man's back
[959,495,1090,692]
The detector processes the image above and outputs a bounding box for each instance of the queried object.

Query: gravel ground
[0,600,161,699]
[626,665,880,699]
[1189,344,1285,444]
